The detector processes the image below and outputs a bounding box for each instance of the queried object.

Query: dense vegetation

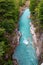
[0,0,27,65]
[19,0,26,6]
[1,0,43,65]
[30,0,43,65]
[0,0,19,65]
[30,0,43,33]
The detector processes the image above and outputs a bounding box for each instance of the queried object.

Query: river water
[13,8,38,65]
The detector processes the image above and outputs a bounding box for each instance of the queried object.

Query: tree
[30,0,37,14]
[0,28,5,36]
[0,41,5,57]
[0,0,19,33]
[37,0,43,22]
[19,0,26,6]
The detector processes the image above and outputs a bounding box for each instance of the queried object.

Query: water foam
[23,39,28,45]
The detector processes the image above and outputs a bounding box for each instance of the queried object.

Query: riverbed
[13,8,38,65]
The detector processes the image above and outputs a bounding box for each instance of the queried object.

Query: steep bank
[30,0,43,64]
[30,22,42,57]
[19,0,30,16]
[30,22,43,65]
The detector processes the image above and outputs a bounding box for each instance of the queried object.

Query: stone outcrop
[19,0,30,16]
[12,29,21,47]
[30,22,43,59]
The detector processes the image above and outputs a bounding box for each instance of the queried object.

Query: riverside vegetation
[30,0,43,65]
[0,0,43,65]
[0,0,26,65]
[30,0,43,33]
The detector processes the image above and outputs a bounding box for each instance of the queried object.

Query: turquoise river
[13,9,38,65]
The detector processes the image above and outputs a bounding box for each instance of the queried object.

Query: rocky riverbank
[19,0,43,65]
[19,0,30,16]
[12,0,30,65]
[30,22,43,65]
[30,22,40,57]
[11,29,21,65]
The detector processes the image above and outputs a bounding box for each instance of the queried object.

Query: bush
[30,0,43,32]
[0,28,5,36]
[0,0,19,33]
[1,19,15,33]
[0,41,5,57]
[37,0,43,21]
[30,0,37,14]
[19,0,26,6]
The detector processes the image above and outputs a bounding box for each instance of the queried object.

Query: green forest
[0,0,43,65]
[0,0,27,65]
[30,0,43,33]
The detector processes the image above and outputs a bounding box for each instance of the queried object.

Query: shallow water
[13,9,38,65]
